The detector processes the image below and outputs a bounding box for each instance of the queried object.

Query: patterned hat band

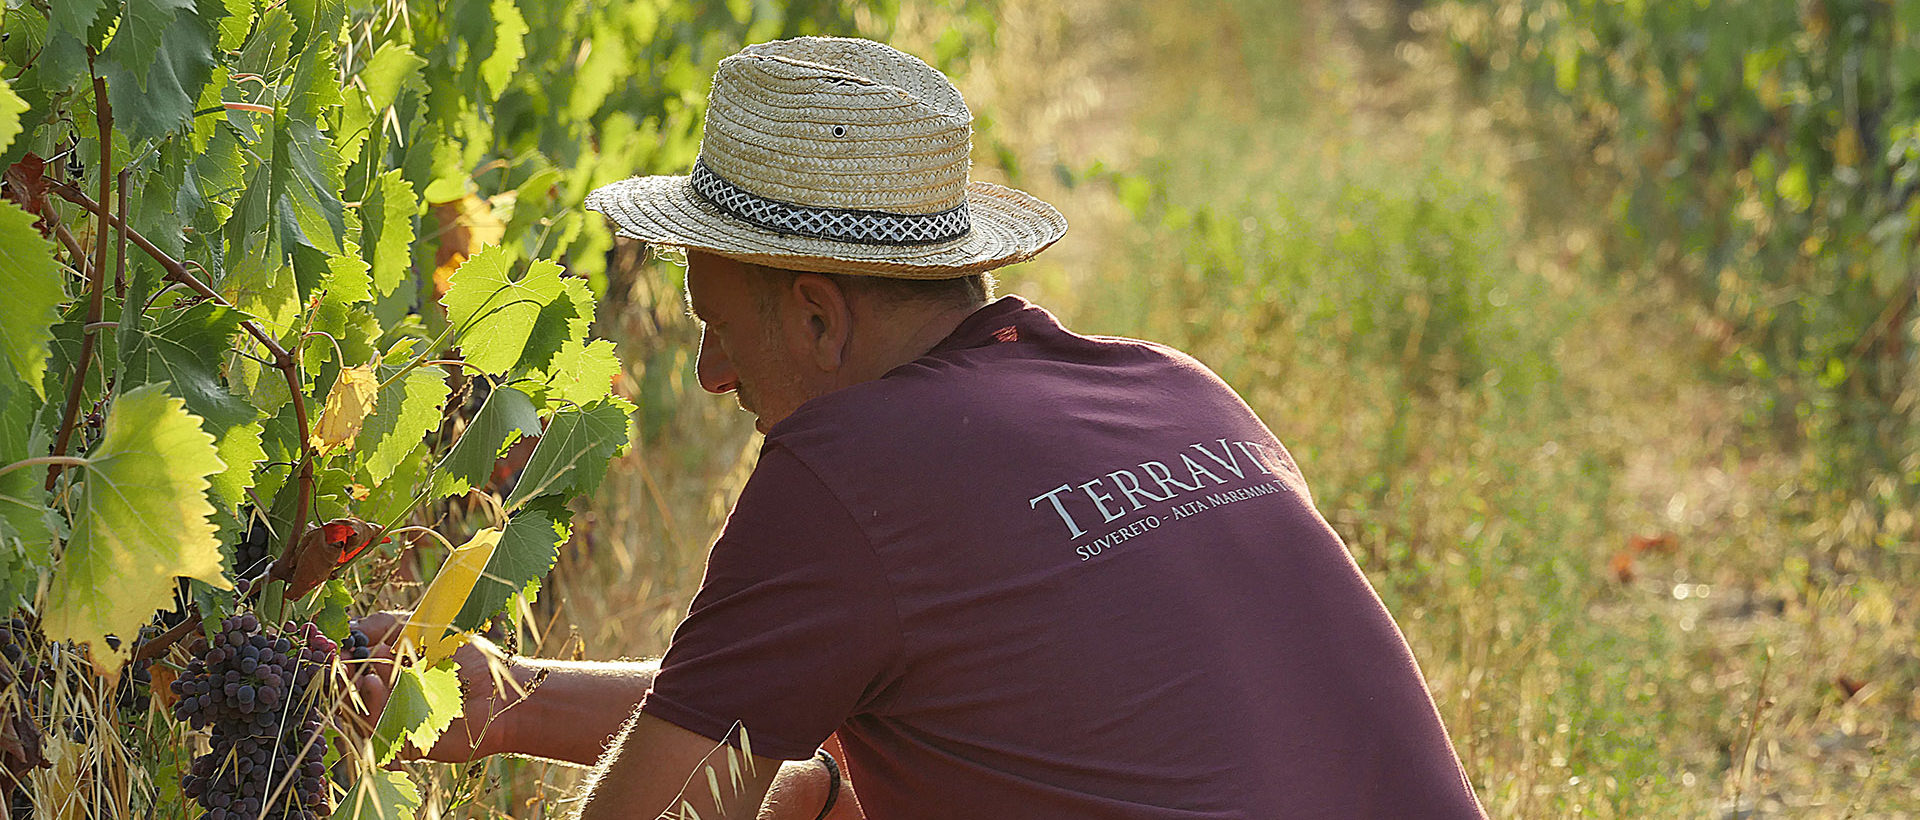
[689,158,971,246]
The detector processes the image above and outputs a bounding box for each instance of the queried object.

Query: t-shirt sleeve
[639,444,901,760]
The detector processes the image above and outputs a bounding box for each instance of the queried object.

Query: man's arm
[352,614,856,819]
[351,612,655,765]
[572,714,858,820]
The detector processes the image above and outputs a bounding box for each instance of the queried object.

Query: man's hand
[348,611,530,762]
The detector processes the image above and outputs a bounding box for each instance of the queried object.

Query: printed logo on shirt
[1025,438,1294,561]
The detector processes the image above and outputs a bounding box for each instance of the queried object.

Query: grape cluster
[342,628,372,663]
[233,520,275,581]
[172,615,336,819]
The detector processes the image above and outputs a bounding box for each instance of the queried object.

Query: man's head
[684,250,993,432]
[584,37,1066,279]
[584,37,1064,429]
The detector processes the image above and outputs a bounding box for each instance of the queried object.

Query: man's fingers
[351,610,408,644]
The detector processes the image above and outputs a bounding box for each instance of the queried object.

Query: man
[361,36,1486,819]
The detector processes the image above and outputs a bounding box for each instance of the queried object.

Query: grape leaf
[331,769,420,820]
[362,41,428,113]
[0,384,54,610]
[44,384,232,677]
[103,0,197,93]
[540,338,620,409]
[518,275,596,375]
[480,0,529,98]
[0,77,29,155]
[313,579,352,641]
[272,117,346,257]
[0,201,65,399]
[118,302,264,506]
[433,384,539,499]
[357,362,451,484]
[322,247,374,304]
[451,506,568,631]
[211,422,267,509]
[312,365,378,452]
[284,16,343,124]
[49,0,108,39]
[360,169,417,299]
[506,397,633,507]
[369,663,462,764]
[213,0,254,51]
[100,0,219,143]
[440,246,564,374]
[356,442,428,529]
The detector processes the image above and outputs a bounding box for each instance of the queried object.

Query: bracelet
[812,747,841,820]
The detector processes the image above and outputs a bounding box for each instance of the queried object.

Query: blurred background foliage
[1429,0,1920,564]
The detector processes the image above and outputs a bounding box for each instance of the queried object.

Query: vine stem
[39,179,318,588]
[0,455,89,478]
[43,67,114,491]
[128,615,201,666]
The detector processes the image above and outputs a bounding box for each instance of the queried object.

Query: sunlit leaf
[361,169,417,299]
[0,201,65,399]
[369,663,462,764]
[480,0,529,98]
[311,365,378,452]
[44,384,232,677]
[440,246,565,374]
[331,768,420,820]
[0,77,29,155]
[357,361,451,484]
[506,397,633,507]
[518,275,596,375]
[540,338,620,408]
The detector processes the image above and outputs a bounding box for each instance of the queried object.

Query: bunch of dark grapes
[233,520,275,581]
[341,628,372,663]
[172,614,337,819]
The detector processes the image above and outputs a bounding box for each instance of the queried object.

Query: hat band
[690,159,970,246]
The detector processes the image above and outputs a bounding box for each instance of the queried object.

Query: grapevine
[0,0,902,814]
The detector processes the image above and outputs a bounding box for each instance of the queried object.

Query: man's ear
[788,273,854,371]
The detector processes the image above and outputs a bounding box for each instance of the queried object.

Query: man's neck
[845,300,985,384]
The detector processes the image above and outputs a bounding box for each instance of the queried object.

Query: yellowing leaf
[0,77,29,155]
[311,365,378,451]
[0,201,65,399]
[44,384,232,677]
[397,527,501,665]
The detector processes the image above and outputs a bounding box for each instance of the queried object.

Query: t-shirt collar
[926,294,1056,356]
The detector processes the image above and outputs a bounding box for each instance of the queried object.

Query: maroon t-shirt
[642,297,1484,818]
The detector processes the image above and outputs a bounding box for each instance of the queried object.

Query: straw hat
[584,37,1067,279]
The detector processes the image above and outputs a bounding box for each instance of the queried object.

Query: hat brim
[584,175,1067,278]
